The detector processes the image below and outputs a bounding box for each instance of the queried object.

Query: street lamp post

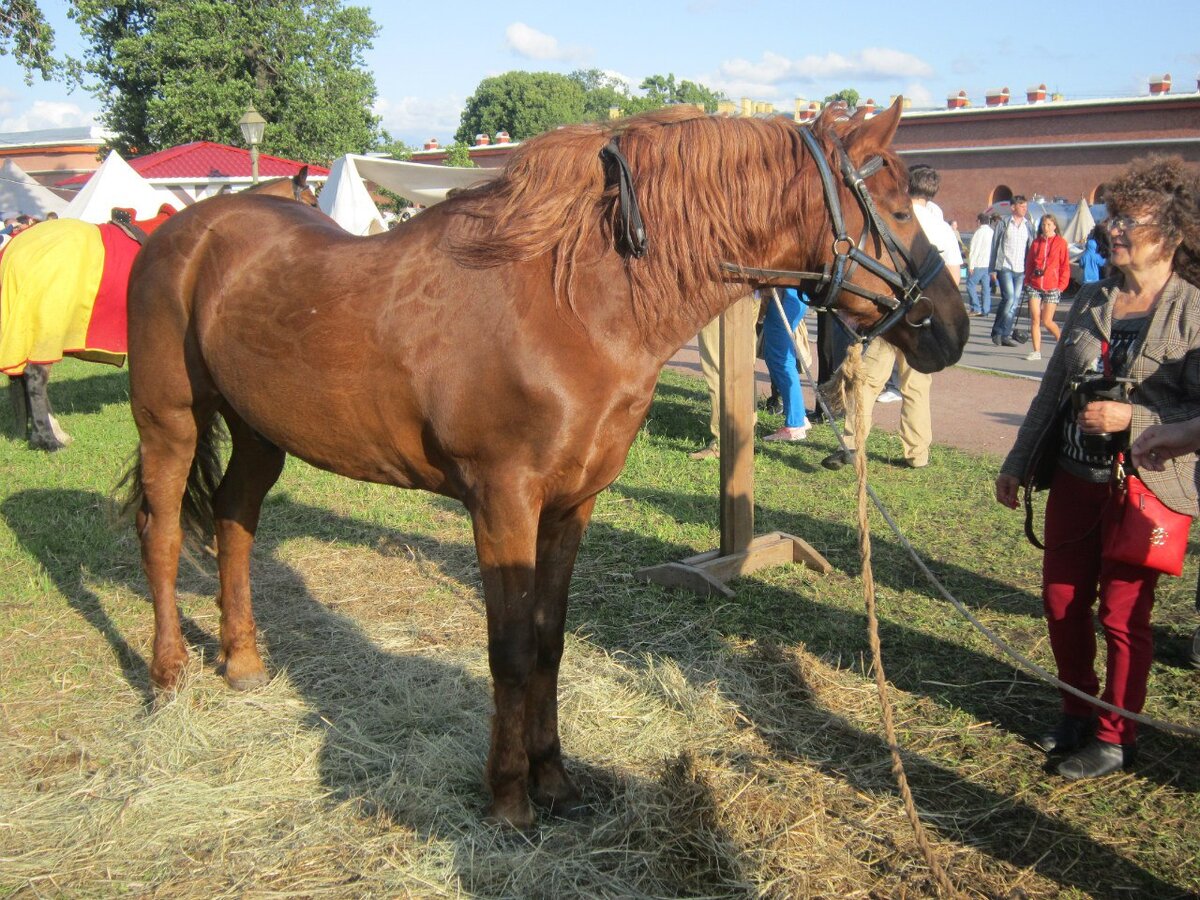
[238,103,267,185]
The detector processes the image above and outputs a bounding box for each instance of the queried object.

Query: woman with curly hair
[1022,212,1071,361]
[995,155,1200,779]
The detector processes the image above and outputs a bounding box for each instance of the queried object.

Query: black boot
[1035,714,1095,754]
[821,448,855,471]
[1056,739,1136,780]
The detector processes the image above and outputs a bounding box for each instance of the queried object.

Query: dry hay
[2,501,1196,899]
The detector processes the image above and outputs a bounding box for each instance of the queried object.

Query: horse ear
[813,100,846,130]
[849,105,870,124]
[293,165,309,188]
[844,96,902,157]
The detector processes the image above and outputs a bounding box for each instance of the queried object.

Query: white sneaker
[1024,351,1042,361]
[876,388,902,404]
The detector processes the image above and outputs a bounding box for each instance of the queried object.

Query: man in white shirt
[988,195,1034,346]
[966,212,994,316]
[823,165,961,471]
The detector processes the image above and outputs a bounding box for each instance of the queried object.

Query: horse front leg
[471,492,540,828]
[23,364,67,451]
[526,497,597,816]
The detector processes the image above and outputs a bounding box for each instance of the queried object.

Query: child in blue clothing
[761,288,811,442]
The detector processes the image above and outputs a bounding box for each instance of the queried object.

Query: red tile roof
[57,141,329,186]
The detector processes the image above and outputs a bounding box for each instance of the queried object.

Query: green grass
[1,359,1198,898]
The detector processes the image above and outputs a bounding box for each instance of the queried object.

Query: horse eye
[892,211,912,223]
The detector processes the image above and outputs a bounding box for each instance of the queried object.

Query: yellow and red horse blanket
[0,209,173,377]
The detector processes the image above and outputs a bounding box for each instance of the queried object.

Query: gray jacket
[1001,274,1200,515]
[989,214,1035,272]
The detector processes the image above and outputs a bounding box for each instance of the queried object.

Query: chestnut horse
[3,169,315,451]
[122,101,968,826]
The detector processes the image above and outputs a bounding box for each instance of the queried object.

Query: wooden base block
[635,531,832,598]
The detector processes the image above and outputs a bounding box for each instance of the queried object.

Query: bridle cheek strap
[719,126,945,345]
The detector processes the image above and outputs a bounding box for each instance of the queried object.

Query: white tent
[319,154,501,235]
[0,159,68,219]
[1062,196,1096,245]
[61,150,177,223]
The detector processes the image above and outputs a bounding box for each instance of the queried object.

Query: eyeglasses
[1104,215,1154,233]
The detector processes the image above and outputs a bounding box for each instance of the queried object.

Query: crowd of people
[0,211,53,247]
[687,152,1200,781]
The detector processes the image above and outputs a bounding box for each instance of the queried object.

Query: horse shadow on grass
[0,487,755,896]
[3,486,1194,896]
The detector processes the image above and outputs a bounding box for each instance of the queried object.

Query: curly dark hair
[1104,155,1200,287]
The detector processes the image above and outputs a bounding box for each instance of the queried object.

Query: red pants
[1042,467,1159,745]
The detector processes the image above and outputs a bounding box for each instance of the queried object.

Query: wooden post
[637,295,832,597]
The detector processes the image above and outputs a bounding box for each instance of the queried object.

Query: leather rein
[722,127,945,344]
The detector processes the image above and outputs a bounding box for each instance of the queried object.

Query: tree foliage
[456,69,728,144]
[0,0,56,82]
[455,71,586,144]
[67,0,382,161]
[823,88,861,109]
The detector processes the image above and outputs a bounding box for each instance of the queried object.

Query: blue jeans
[966,267,991,315]
[992,269,1025,340]
[763,289,809,428]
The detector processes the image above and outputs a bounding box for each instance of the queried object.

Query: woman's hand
[1131,420,1200,471]
[1076,400,1133,434]
[995,473,1020,509]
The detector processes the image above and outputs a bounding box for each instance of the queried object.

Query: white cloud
[716,47,934,86]
[900,82,935,109]
[0,100,98,132]
[374,95,464,146]
[504,22,589,63]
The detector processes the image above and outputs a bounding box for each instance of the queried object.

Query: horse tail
[116,416,227,553]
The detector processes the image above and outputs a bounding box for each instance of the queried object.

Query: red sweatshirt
[1024,234,1070,293]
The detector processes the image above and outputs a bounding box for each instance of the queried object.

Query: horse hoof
[485,796,536,830]
[29,437,65,452]
[225,669,269,692]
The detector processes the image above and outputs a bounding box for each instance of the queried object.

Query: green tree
[1,0,56,82]
[823,88,861,110]
[639,73,725,112]
[443,141,475,168]
[67,0,381,161]
[455,71,586,144]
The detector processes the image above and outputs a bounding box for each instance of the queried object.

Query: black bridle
[719,127,945,344]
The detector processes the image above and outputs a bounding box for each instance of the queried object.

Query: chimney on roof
[740,97,752,117]
[985,87,1010,107]
[1150,73,1172,95]
[494,130,511,144]
[1026,83,1047,104]
[862,98,876,115]
[947,89,969,110]
[423,138,439,150]
[474,133,490,146]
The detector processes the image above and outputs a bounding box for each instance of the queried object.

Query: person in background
[1022,213,1071,361]
[823,164,961,471]
[995,155,1200,779]
[966,212,995,316]
[990,195,1035,347]
[761,288,811,442]
[1080,224,1109,284]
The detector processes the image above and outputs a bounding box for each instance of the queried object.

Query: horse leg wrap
[7,376,30,439]
[23,365,65,451]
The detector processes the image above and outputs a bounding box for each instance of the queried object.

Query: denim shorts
[1025,288,1061,303]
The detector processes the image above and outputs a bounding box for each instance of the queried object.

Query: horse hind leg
[7,375,30,440]
[210,411,285,691]
[23,364,67,451]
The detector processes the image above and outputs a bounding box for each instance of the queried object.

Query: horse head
[766,99,969,373]
[244,167,318,207]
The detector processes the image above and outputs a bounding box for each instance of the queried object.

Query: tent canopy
[319,154,501,235]
[0,159,68,219]
[61,150,177,223]
[1061,196,1097,245]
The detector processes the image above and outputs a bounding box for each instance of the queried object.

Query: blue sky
[2,1,1199,147]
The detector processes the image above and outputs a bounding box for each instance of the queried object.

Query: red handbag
[1102,455,1192,576]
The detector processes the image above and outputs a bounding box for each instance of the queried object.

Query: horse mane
[446,107,876,339]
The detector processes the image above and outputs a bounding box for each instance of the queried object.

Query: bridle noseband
[719,127,945,344]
